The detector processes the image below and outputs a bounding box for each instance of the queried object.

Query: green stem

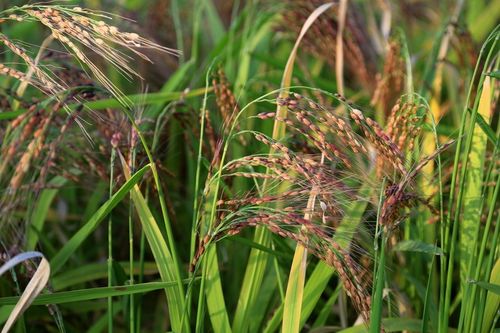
[108,147,116,333]
[442,27,498,332]
[121,106,189,332]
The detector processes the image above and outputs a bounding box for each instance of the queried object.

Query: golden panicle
[350,108,407,174]
[0,5,179,103]
[385,100,425,153]
[204,108,219,160]
[371,40,405,113]
[0,34,63,94]
[0,62,55,94]
[212,68,246,144]
[9,112,53,191]
[213,69,239,123]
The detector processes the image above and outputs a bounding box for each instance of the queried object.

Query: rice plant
[0,1,498,333]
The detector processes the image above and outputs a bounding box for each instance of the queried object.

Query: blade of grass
[205,0,225,44]
[26,175,68,251]
[119,155,188,333]
[462,166,500,332]
[233,13,276,99]
[459,72,496,332]
[170,0,184,64]
[471,281,500,296]
[481,258,500,331]
[107,146,116,333]
[392,240,443,255]
[415,3,463,329]
[479,161,500,332]
[370,180,388,333]
[442,25,498,333]
[311,283,342,328]
[281,223,308,333]
[51,262,159,291]
[87,302,121,333]
[85,87,212,110]
[460,74,493,297]
[0,281,193,305]
[120,91,190,331]
[467,108,499,147]
[422,247,438,332]
[283,6,338,333]
[50,164,150,274]
[200,244,231,333]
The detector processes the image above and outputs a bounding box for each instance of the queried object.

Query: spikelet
[371,40,405,114]
[9,108,54,191]
[0,62,55,94]
[213,69,239,126]
[385,99,425,153]
[0,33,64,94]
[212,69,246,145]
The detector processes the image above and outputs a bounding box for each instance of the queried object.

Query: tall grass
[0,1,498,333]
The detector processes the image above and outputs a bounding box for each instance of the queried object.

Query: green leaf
[445,26,499,333]
[471,281,500,295]
[393,240,443,256]
[51,262,159,291]
[27,175,68,251]
[231,235,291,259]
[459,74,495,332]
[0,281,192,305]
[0,110,23,120]
[204,0,225,44]
[482,258,500,331]
[84,87,211,110]
[121,158,189,333]
[486,70,500,79]
[370,239,386,333]
[421,250,438,333]
[282,245,307,333]
[50,164,150,274]
[202,245,231,333]
[469,1,500,40]
[467,108,498,148]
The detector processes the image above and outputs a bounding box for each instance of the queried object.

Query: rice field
[0,1,498,332]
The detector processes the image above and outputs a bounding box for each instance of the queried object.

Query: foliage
[0,1,498,332]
